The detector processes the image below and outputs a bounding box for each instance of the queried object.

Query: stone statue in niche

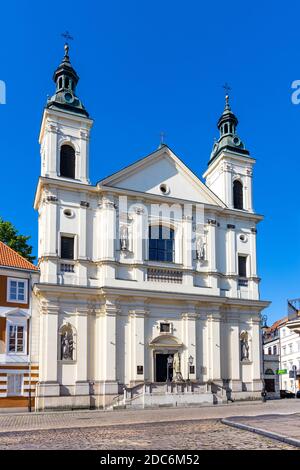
[120,225,129,251]
[240,331,249,361]
[172,352,184,382]
[61,329,74,360]
[196,235,206,261]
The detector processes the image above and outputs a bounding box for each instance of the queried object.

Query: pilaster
[129,302,149,384]
[182,309,197,380]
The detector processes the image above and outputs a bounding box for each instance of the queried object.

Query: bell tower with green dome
[38,43,93,184]
[203,94,255,212]
[46,43,89,117]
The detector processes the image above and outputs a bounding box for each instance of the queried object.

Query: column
[208,311,222,384]
[129,304,148,384]
[226,224,237,297]
[94,298,119,398]
[79,128,90,184]
[39,303,60,396]
[75,307,89,395]
[207,218,218,291]
[182,310,197,380]
[249,227,259,299]
[197,312,209,383]
[132,205,146,281]
[227,314,242,391]
[43,195,58,283]
[245,168,253,212]
[182,215,193,286]
[250,316,263,391]
[44,120,58,178]
[223,163,232,208]
[78,200,89,286]
[98,195,116,280]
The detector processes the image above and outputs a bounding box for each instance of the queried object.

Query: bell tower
[39,43,93,184]
[203,95,255,212]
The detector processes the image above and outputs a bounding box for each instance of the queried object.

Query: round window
[63,209,73,218]
[159,183,170,195]
[239,234,248,243]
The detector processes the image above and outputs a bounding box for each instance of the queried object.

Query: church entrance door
[155,353,174,382]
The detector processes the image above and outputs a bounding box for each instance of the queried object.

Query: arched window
[60,144,75,179]
[233,180,243,209]
[224,123,228,134]
[149,225,175,262]
[265,368,274,375]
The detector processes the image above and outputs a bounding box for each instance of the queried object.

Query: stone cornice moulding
[33,283,270,310]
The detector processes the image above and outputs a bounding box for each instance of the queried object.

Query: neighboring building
[263,304,300,395]
[0,241,39,408]
[281,299,300,393]
[262,320,282,398]
[33,44,269,410]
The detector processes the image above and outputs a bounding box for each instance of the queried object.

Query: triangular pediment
[98,146,225,207]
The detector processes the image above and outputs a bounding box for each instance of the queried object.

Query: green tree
[0,217,35,263]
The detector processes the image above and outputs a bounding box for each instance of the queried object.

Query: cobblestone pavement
[0,419,296,450]
[1,400,300,434]
[227,413,300,441]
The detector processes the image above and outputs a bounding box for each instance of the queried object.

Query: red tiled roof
[0,241,38,271]
[268,317,288,331]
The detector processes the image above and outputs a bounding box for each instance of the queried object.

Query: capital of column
[181,312,198,320]
[98,195,116,210]
[40,301,60,315]
[98,297,120,317]
[129,308,149,318]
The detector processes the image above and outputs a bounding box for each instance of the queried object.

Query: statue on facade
[172,352,184,382]
[196,235,206,261]
[240,332,249,361]
[61,330,74,360]
[120,225,129,251]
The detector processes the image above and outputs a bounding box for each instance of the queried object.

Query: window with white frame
[8,324,25,353]
[7,374,23,396]
[289,344,293,354]
[7,278,28,303]
[282,346,286,355]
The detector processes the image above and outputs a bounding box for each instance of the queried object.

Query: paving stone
[0,420,296,450]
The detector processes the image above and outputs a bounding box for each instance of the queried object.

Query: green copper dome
[46,44,89,117]
[209,95,249,165]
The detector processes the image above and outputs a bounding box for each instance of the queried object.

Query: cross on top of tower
[61,31,73,56]
[61,31,73,44]
[222,82,231,96]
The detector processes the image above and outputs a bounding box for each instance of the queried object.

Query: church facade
[33,44,269,409]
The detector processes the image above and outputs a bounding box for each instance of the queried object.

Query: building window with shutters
[7,278,28,304]
[60,236,75,260]
[60,144,76,179]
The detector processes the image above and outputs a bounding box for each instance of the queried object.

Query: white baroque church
[32,44,269,409]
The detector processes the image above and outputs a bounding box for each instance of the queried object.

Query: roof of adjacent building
[264,316,288,335]
[0,241,38,271]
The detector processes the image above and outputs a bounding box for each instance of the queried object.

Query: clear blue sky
[0,1,299,324]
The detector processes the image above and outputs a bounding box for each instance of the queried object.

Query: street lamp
[167,355,173,382]
[188,355,194,381]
